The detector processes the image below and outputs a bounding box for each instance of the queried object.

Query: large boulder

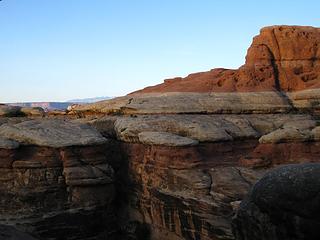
[232,163,320,240]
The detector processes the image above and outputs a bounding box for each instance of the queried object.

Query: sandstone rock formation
[132,25,320,94]
[82,113,320,240]
[0,119,107,147]
[2,25,320,240]
[232,163,320,240]
[0,119,117,240]
[65,25,320,240]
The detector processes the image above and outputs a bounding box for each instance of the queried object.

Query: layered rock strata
[2,25,320,240]
[67,25,320,240]
[80,112,320,240]
[0,119,117,240]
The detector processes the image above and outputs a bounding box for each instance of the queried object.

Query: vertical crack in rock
[235,167,252,187]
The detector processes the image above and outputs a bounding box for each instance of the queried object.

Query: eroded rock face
[0,119,107,148]
[118,138,320,240]
[0,119,117,240]
[2,25,320,240]
[79,112,320,240]
[232,163,320,240]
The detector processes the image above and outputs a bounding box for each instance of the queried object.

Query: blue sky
[0,0,319,102]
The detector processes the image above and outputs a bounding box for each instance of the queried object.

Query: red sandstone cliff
[131,25,320,94]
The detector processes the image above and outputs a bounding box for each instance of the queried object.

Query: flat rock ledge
[0,119,107,148]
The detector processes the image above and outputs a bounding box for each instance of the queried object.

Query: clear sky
[0,0,319,102]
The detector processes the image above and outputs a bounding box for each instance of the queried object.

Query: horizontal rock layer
[121,141,320,240]
[0,119,120,240]
[0,143,116,240]
[70,90,320,116]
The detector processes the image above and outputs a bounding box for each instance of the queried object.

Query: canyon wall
[70,25,320,240]
[0,119,119,239]
[1,25,320,240]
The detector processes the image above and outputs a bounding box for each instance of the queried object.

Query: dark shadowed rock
[232,163,320,240]
[0,225,38,240]
[0,105,22,117]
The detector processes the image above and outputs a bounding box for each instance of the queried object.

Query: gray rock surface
[259,119,317,143]
[138,131,199,146]
[109,114,316,143]
[233,163,320,240]
[70,92,292,115]
[0,119,107,147]
[0,137,20,149]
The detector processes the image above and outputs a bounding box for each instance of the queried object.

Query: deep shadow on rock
[232,163,320,240]
[0,225,39,240]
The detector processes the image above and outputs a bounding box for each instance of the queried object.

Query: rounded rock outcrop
[232,163,320,240]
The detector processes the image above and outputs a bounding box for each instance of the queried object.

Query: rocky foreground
[1,25,320,240]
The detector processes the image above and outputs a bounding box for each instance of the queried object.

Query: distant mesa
[131,25,320,94]
[67,96,112,104]
[6,96,112,111]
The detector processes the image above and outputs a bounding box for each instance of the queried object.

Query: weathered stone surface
[0,143,117,240]
[0,137,19,149]
[259,118,317,143]
[259,127,311,143]
[0,105,22,117]
[63,164,114,186]
[0,119,107,147]
[71,92,292,115]
[233,163,320,240]
[0,117,119,240]
[109,114,315,144]
[287,89,320,112]
[138,131,199,146]
[119,138,320,240]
